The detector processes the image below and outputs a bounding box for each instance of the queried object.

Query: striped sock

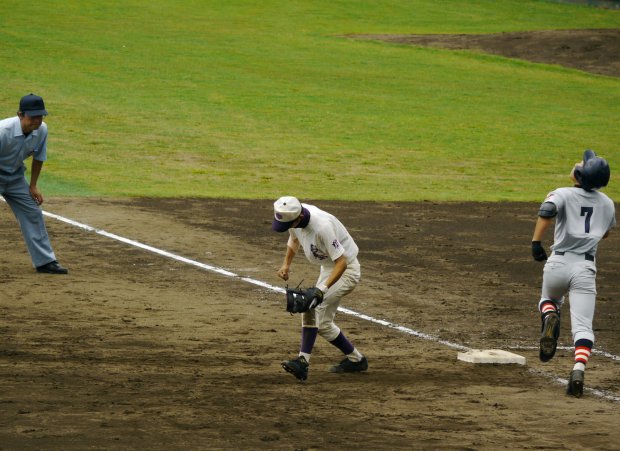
[540,301,558,316]
[573,338,593,371]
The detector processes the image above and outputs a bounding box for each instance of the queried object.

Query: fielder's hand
[304,287,324,309]
[531,241,548,261]
[277,265,290,281]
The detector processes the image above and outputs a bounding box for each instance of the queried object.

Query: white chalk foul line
[338,307,469,351]
[43,210,283,289]
[510,345,620,362]
[28,205,620,403]
[527,367,620,403]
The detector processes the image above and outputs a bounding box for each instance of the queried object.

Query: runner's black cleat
[539,311,560,362]
[567,369,585,398]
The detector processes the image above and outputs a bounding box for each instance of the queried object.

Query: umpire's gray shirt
[0,116,48,179]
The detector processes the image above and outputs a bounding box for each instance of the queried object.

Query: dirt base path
[1,198,619,449]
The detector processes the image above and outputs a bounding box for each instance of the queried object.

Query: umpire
[0,94,68,274]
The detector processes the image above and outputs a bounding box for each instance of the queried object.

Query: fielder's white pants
[302,259,361,342]
[539,252,597,343]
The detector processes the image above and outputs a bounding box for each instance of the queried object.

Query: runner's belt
[554,251,594,261]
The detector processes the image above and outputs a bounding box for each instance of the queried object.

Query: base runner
[531,150,615,397]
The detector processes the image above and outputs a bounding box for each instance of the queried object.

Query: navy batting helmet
[574,149,610,191]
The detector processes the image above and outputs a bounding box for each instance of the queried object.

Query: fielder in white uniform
[272,196,367,381]
[532,150,615,397]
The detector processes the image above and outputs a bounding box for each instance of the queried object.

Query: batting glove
[531,241,548,261]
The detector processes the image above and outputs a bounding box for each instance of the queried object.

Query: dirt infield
[1,198,619,449]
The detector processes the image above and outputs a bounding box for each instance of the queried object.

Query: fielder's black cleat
[567,369,585,398]
[281,356,309,381]
[36,260,68,274]
[329,356,368,373]
[539,312,560,362]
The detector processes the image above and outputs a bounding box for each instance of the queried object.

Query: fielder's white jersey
[288,204,359,266]
[545,187,616,256]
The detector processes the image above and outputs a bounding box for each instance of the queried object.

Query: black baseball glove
[286,286,324,313]
[532,241,548,261]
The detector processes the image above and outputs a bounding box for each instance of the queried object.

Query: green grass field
[1,0,619,201]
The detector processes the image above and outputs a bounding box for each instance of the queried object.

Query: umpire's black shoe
[567,369,585,398]
[36,260,68,274]
[539,312,560,362]
[281,356,309,381]
[329,356,368,373]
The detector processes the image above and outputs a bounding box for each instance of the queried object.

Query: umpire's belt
[554,251,594,261]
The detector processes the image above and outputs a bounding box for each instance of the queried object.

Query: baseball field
[1,1,620,449]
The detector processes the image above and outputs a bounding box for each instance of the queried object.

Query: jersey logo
[332,239,340,249]
[310,244,328,260]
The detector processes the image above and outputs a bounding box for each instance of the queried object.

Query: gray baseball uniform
[540,187,616,343]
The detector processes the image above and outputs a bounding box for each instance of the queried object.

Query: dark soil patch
[346,29,620,77]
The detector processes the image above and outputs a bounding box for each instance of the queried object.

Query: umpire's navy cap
[19,93,48,116]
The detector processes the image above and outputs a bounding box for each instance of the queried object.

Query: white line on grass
[6,200,617,403]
